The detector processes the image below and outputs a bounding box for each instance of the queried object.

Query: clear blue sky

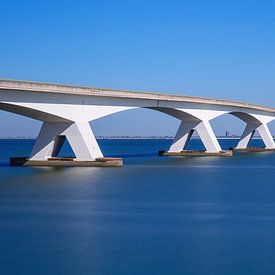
[1,0,275,137]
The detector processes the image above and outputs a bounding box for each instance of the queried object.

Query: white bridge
[0,79,275,163]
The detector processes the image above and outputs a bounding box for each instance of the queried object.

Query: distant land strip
[0,135,271,140]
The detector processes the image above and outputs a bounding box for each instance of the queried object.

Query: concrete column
[52,135,66,157]
[65,121,103,160]
[168,120,221,153]
[30,121,103,161]
[236,122,275,149]
[236,123,257,149]
[257,123,275,149]
[195,120,222,153]
[168,121,197,152]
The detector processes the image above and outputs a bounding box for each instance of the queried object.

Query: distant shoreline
[0,136,270,140]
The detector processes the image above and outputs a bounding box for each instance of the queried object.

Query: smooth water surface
[0,139,275,275]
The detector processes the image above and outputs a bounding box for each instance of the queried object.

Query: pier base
[10,157,123,167]
[232,147,275,152]
[159,150,233,157]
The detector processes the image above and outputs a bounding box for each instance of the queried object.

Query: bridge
[0,79,275,166]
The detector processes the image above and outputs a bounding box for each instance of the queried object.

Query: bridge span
[0,79,275,166]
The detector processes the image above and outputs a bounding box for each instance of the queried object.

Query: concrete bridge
[0,79,275,166]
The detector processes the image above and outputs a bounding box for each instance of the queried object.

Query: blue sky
[1,0,275,136]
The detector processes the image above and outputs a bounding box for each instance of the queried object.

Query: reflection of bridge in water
[1,79,275,166]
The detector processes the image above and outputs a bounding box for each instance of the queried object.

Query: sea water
[0,139,275,275]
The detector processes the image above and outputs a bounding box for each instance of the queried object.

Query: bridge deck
[0,79,274,113]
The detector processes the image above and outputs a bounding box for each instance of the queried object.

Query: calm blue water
[1,138,275,275]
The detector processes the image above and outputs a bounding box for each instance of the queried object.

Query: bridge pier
[30,121,103,161]
[234,122,275,152]
[11,121,122,167]
[168,120,222,153]
[161,120,232,157]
